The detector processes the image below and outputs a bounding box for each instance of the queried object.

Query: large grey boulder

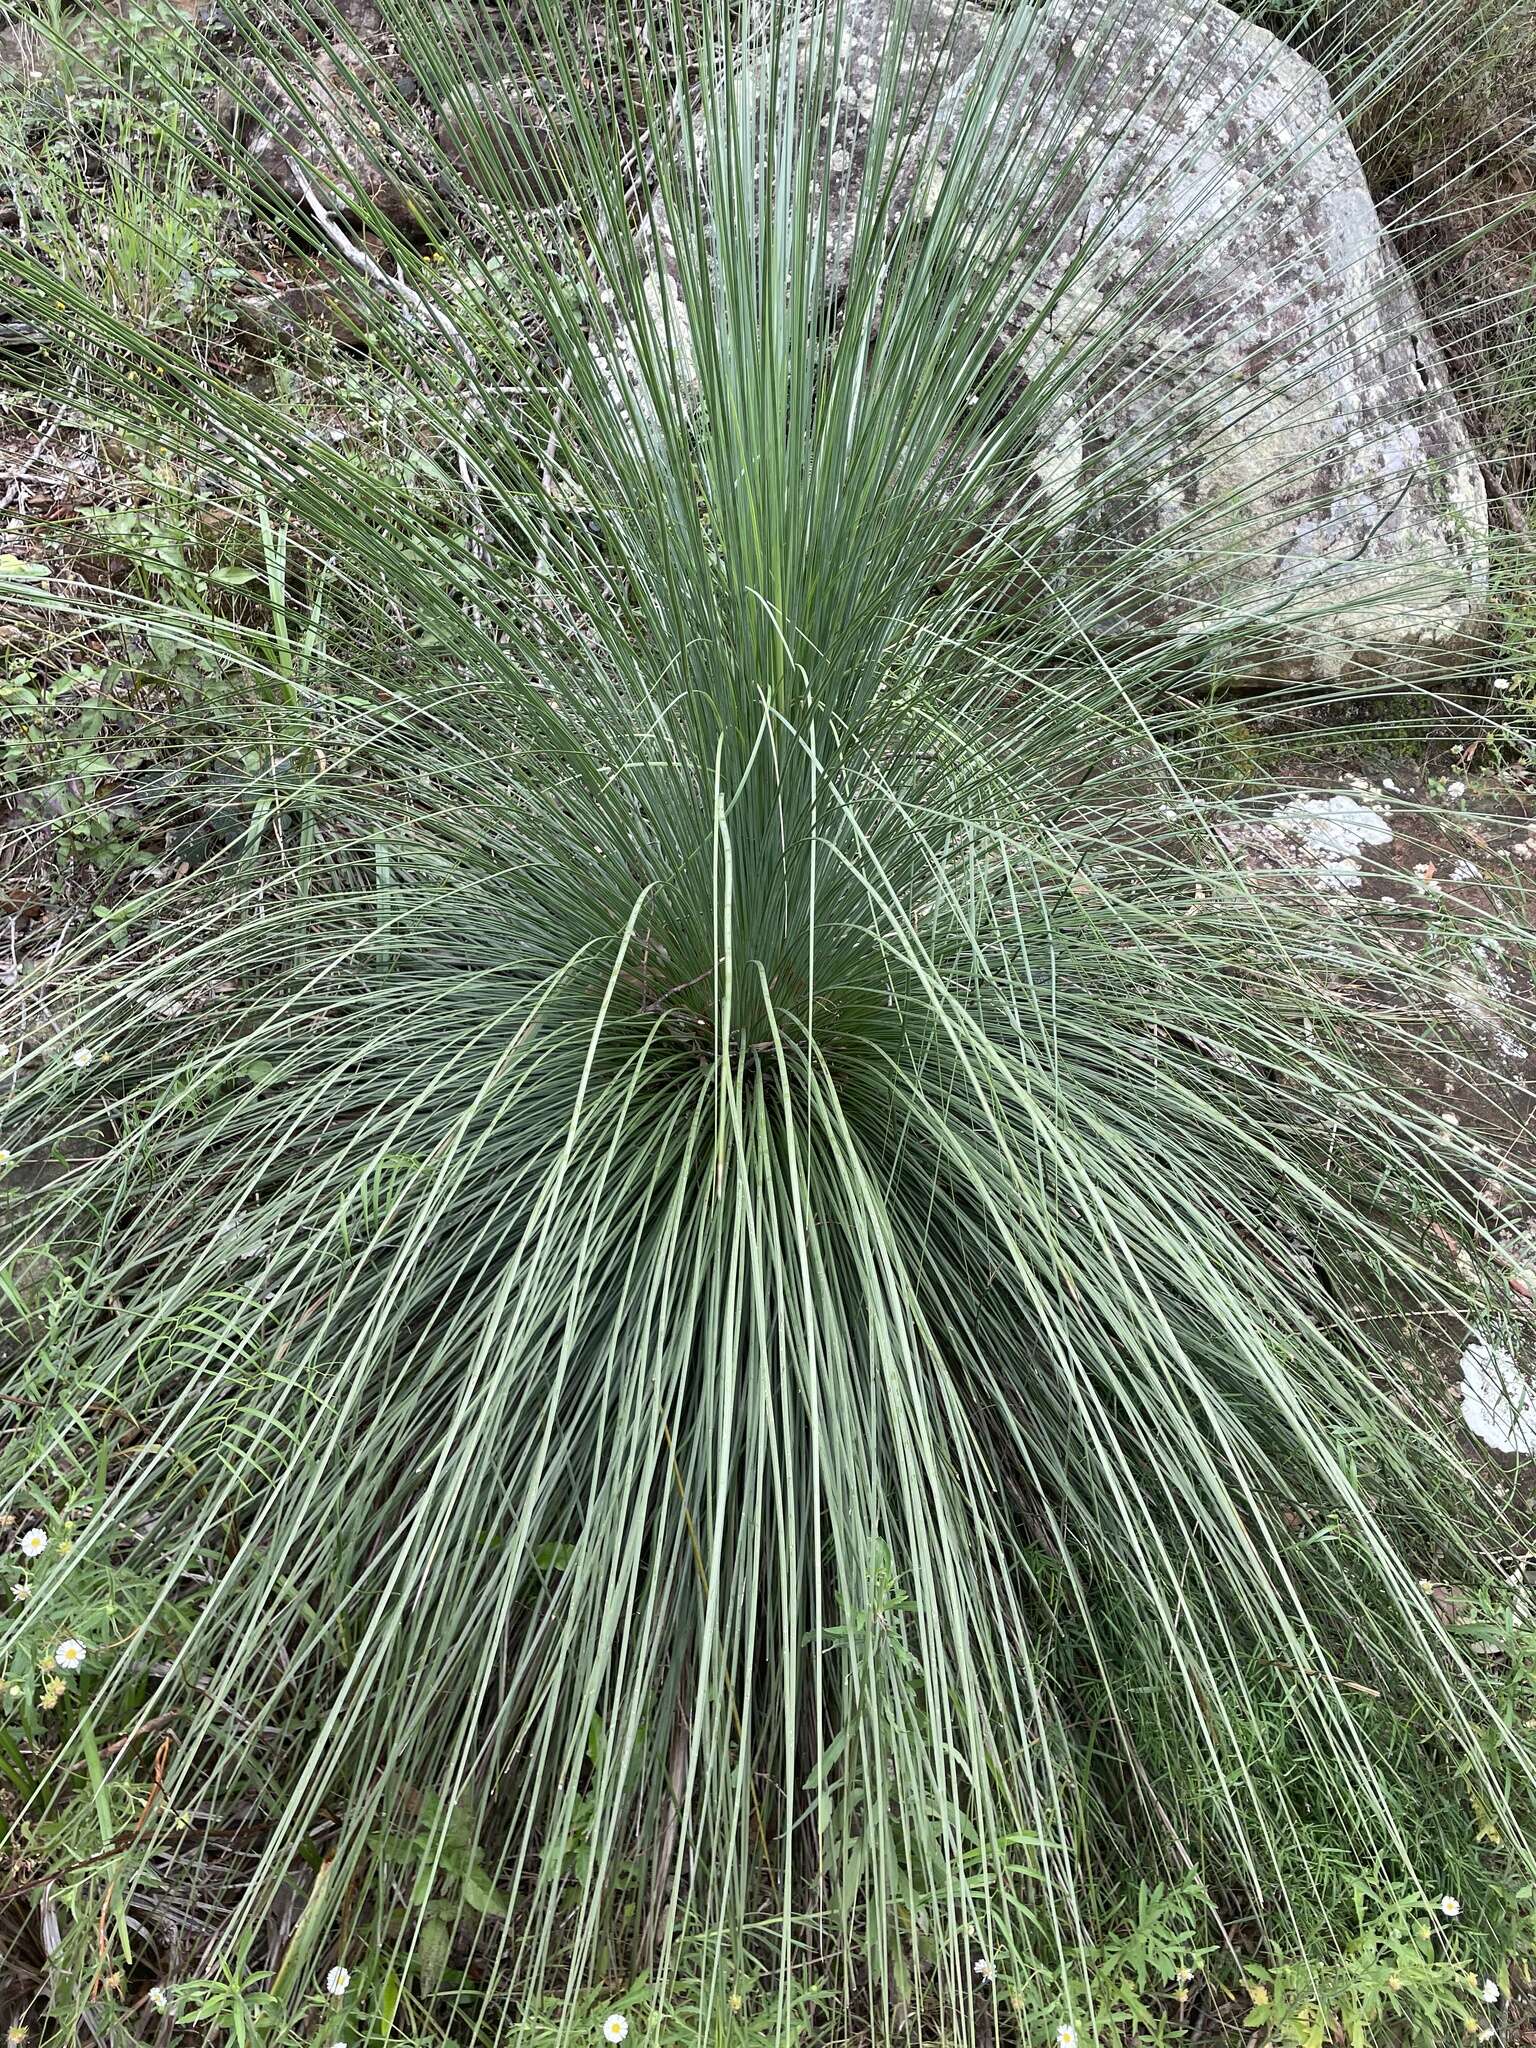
[624,0,1488,677]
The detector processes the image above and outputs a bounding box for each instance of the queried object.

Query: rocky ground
[1213,745,1536,1510]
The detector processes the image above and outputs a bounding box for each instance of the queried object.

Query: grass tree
[1,0,1532,2039]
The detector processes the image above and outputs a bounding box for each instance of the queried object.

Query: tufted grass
[2,0,1535,2038]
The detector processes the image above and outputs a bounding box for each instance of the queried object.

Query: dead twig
[287,161,493,586]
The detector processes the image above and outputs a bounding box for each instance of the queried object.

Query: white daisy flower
[326,1966,351,1997]
[1440,1895,1461,1918]
[1058,2027,1078,2048]
[10,1582,28,1602]
[70,1047,94,1069]
[974,1956,995,1982]
[55,1639,85,1671]
[602,2019,629,2044]
[1481,1980,1500,2003]
[0,1150,12,1169]
[19,1529,46,1559]
[146,1988,170,2013]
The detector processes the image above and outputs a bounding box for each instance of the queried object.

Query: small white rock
[1270,794,1392,889]
[1461,1337,1536,1455]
